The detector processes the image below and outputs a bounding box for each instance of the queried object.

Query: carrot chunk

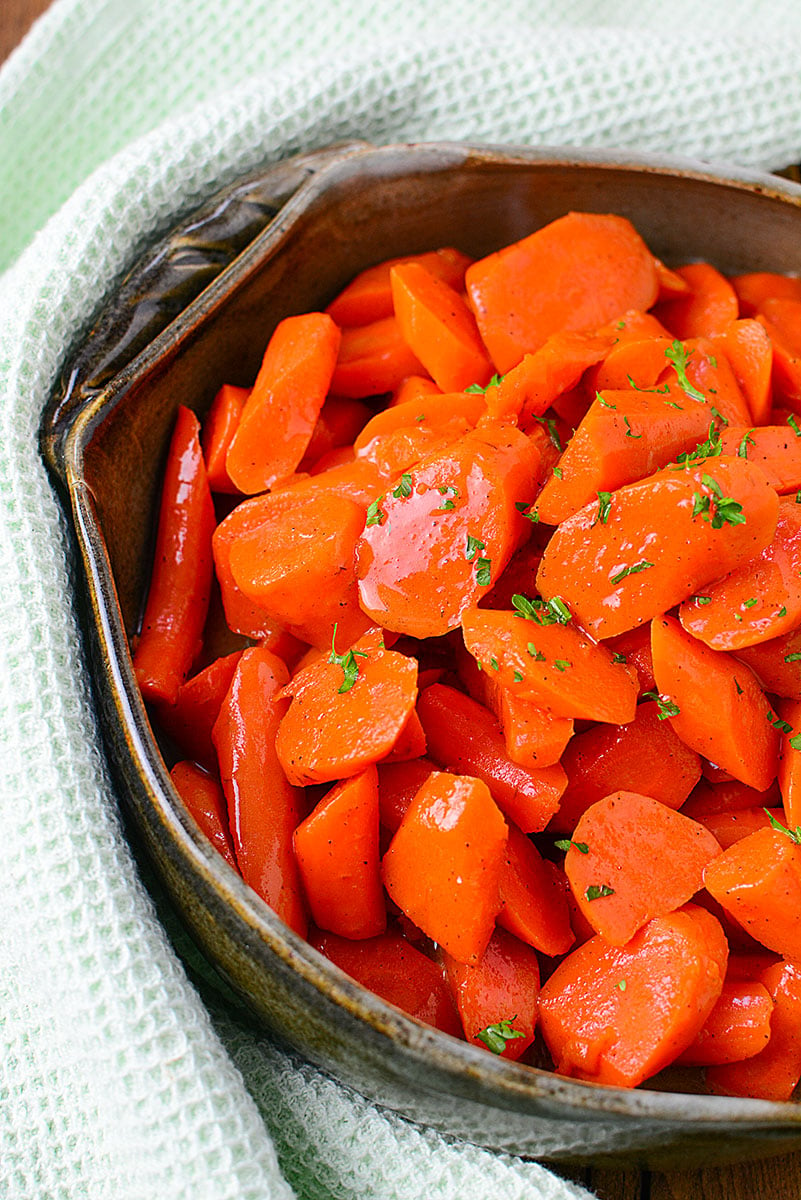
[155,650,242,772]
[353,390,486,477]
[498,823,574,956]
[201,383,248,493]
[330,315,427,398]
[711,320,773,425]
[654,262,739,339]
[704,826,801,959]
[676,979,773,1066]
[442,927,540,1060]
[169,760,238,871]
[326,247,472,326]
[731,271,801,317]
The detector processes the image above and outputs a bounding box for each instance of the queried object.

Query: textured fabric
[2,2,801,1197]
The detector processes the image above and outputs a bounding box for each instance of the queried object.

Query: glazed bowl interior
[49,142,801,1169]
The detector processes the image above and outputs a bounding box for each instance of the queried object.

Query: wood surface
[2,3,801,1198]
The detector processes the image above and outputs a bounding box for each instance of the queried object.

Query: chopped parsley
[391,473,413,499]
[623,415,642,438]
[365,496,386,527]
[665,339,706,402]
[738,429,755,459]
[692,474,746,529]
[513,670,524,682]
[789,414,801,437]
[436,485,459,512]
[328,624,368,694]
[553,659,571,672]
[527,644,546,661]
[596,392,617,410]
[515,500,540,523]
[555,838,589,854]
[626,375,670,395]
[465,534,486,562]
[692,595,712,605]
[642,690,681,720]
[743,597,757,609]
[475,557,492,587]
[612,651,628,664]
[767,710,793,734]
[764,809,801,844]
[465,373,504,394]
[532,414,563,452]
[676,422,723,464]
[475,1017,526,1055]
[610,560,654,585]
[616,979,627,992]
[595,491,612,526]
[512,593,571,625]
[553,466,563,479]
[785,652,801,663]
[586,884,615,901]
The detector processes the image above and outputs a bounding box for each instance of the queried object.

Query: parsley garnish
[465,373,504,394]
[785,652,801,663]
[676,421,723,465]
[767,710,793,734]
[610,560,654,585]
[626,375,670,395]
[789,415,801,438]
[533,414,563,452]
[475,557,492,587]
[665,340,706,402]
[623,415,642,438]
[616,979,627,992]
[586,884,615,901]
[490,657,499,671]
[692,474,746,529]
[764,809,801,844]
[527,644,546,661]
[743,597,757,609]
[738,429,755,459]
[436,485,459,511]
[553,466,563,479]
[365,496,386,527]
[692,595,712,605]
[329,625,368,694]
[595,491,612,526]
[596,392,617,410]
[642,690,681,719]
[512,593,571,625]
[392,473,413,499]
[553,659,571,672]
[555,838,589,854]
[475,1017,526,1055]
[513,670,523,682]
[465,535,485,562]
[612,652,627,664]
[515,501,540,523]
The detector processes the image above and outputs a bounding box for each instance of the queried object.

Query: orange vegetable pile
[135,213,801,1099]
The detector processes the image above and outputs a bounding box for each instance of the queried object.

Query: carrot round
[704,826,801,959]
[498,822,574,957]
[654,262,739,339]
[676,979,773,1066]
[326,247,472,327]
[381,770,507,965]
[134,405,215,706]
[441,927,540,1060]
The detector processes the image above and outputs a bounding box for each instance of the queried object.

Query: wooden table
[3,3,801,1197]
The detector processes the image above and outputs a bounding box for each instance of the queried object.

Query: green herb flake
[676,422,723,465]
[475,1017,526,1055]
[533,414,563,452]
[553,466,563,479]
[616,979,627,992]
[743,598,757,609]
[734,678,744,695]
[515,500,540,523]
[738,429,755,459]
[692,473,746,529]
[665,339,706,402]
[764,809,801,844]
[791,733,801,751]
[595,491,612,526]
[596,392,617,410]
[626,375,670,395]
[513,593,571,626]
[796,491,801,504]
[623,415,642,439]
[416,413,426,422]
[710,405,728,426]
[610,560,654,586]
[789,414,801,437]
[465,534,486,562]
[553,659,571,672]
[435,484,459,512]
[642,690,681,720]
[365,495,386,527]
[391,473,413,499]
[475,557,492,587]
[785,652,801,663]
[527,643,546,662]
[612,652,627,664]
[768,710,794,734]
[586,884,615,901]
[513,670,523,683]
[490,657,499,671]
[554,838,589,854]
[779,605,788,617]
[692,595,712,606]
[329,624,368,695]
[465,373,504,395]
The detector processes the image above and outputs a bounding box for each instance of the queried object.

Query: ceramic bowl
[42,141,801,1169]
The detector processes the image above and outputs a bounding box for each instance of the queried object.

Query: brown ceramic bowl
[42,141,801,1169]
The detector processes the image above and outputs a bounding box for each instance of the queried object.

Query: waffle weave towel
[2,2,801,1197]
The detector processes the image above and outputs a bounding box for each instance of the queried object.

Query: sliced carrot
[602,625,656,696]
[756,298,801,411]
[588,335,673,393]
[390,261,494,393]
[732,625,801,699]
[353,390,486,476]
[550,700,703,835]
[484,330,612,426]
[391,373,443,407]
[169,760,238,871]
[654,262,739,339]
[377,758,439,834]
[651,614,779,791]
[706,960,801,1100]
[460,605,638,724]
[720,422,801,493]
[711,320,773,425]
[534,387,714,526]
[299,395,371,470]
[704,826,801,959]
[678,497,801,651]
[212,644,307,936]
[777,697,801,828]
[653,258,692,301]
[730,271,801,317]
[155,650,242,772]
[465,212,658,374]
[275,630,418,785]
[382,706,427,762]
[293,766,386,940]
[225,313,341,494]
[441,927,540,1060]
[326,247,472,327]
[311,926,463,1037]
[498,822,574,956]
[416,683,566,833]
[330,315,427,399]
[694,806,784,850]
[381,770,507,964]
[201,383,248,493]
[356,423,539,638]
[537,456,780,639]
[676,980,773,1066]
[564,791,720,946]
[680,777,781,820]
[657,336,751,425]
[134,406,215,706]
[538,905,727,1088]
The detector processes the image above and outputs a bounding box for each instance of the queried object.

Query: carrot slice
[377,758,439,834]
[326,247,472,326]
[330,315,427,399]
[391,373,443,407]
[651,614,779,791]
[653,258,692,301]
[460,605,638,724]
[538,905,727,1088]
[212,644,307,936]
[353,390,486,476]
[602,625,656,696]
[694,806,784,850]
[676,979,773,1066]
[155,650,242,771]
[588,335,674,392]
[711,320,773,425]
[485,331,613,426]
[134,406,215,706]
[678,497,801,650]
[564,791,720,946]
[441,927,540,1060]
[704,827,801,959]
[275,630,418,785]
[498,823,574,956]
[730,271,801,317]
[390,261,494,392]
[169,760,238,871]
[732,625,801,699]
[756,298,801,412]
[465,212,658,374]
[293,765,386,940]
[680,777,781,820]
[656,336,751,425]
[300,395,371,470]
[720,422,801,493]
[311,927,463,1037]
[356,423,539,638]
[225,313,341,494]
[201,383,248,493]
[551,700,703,835]
[534,386,714,526]
[654,262,739,339]
[381,770,507,964]
[537,455,780,639]
[417,683,566,833]
[777,697,801,828]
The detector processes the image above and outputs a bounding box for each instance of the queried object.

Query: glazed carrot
[382,706,427,762]
[330,315,428,398]
[484,330,612,426]
[212,644,307,936]
[564,791,720,946]
[675,979,773,1066]
[537,456,780,639]
[730,271,801,317]
[538,905,727,1088]
[155,650,242,771]
[300,395,371,470]
[704,826,801,959]
[550,700,703,835]
[706,960,801,1100]
[678,497,801,650]
[381,770,507,964]
[225,313,341,494]
[479,535,546,611]
[680,777,781,820]
[534,387,714,526]
[293,765,385,940]
[134,405,215,706]
[169,760,238,871]
[777,698,801,827]
[228,488,370,651]
[460,605,639,725]
[651,614,779,791]
[656,336,751,425]
[311,927,463,1038]
[275,630,418,785]
[654,262,739,339]
[390,261,494,392]
[602,624,656,696]
[588,335,673,392]
[377,758,439,834]
[756,297,801,411]
[694,806,784,850]
[391,373,443,407]
[201,383,248,493]
[326,247,472,326]
[498,822,574,956]
[465,212,658,374]
[711,320,773,424]
[720,422,801,493]
[732,625,801,699]
[441,927,540,1060]
[653,258,692,301]
[353,390,486,476]
[417,683,566,833]
[356,423,539,638]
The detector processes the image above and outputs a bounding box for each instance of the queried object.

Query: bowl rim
[55,138,801,1134]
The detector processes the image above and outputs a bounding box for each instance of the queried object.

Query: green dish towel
[2,2,801,1197]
